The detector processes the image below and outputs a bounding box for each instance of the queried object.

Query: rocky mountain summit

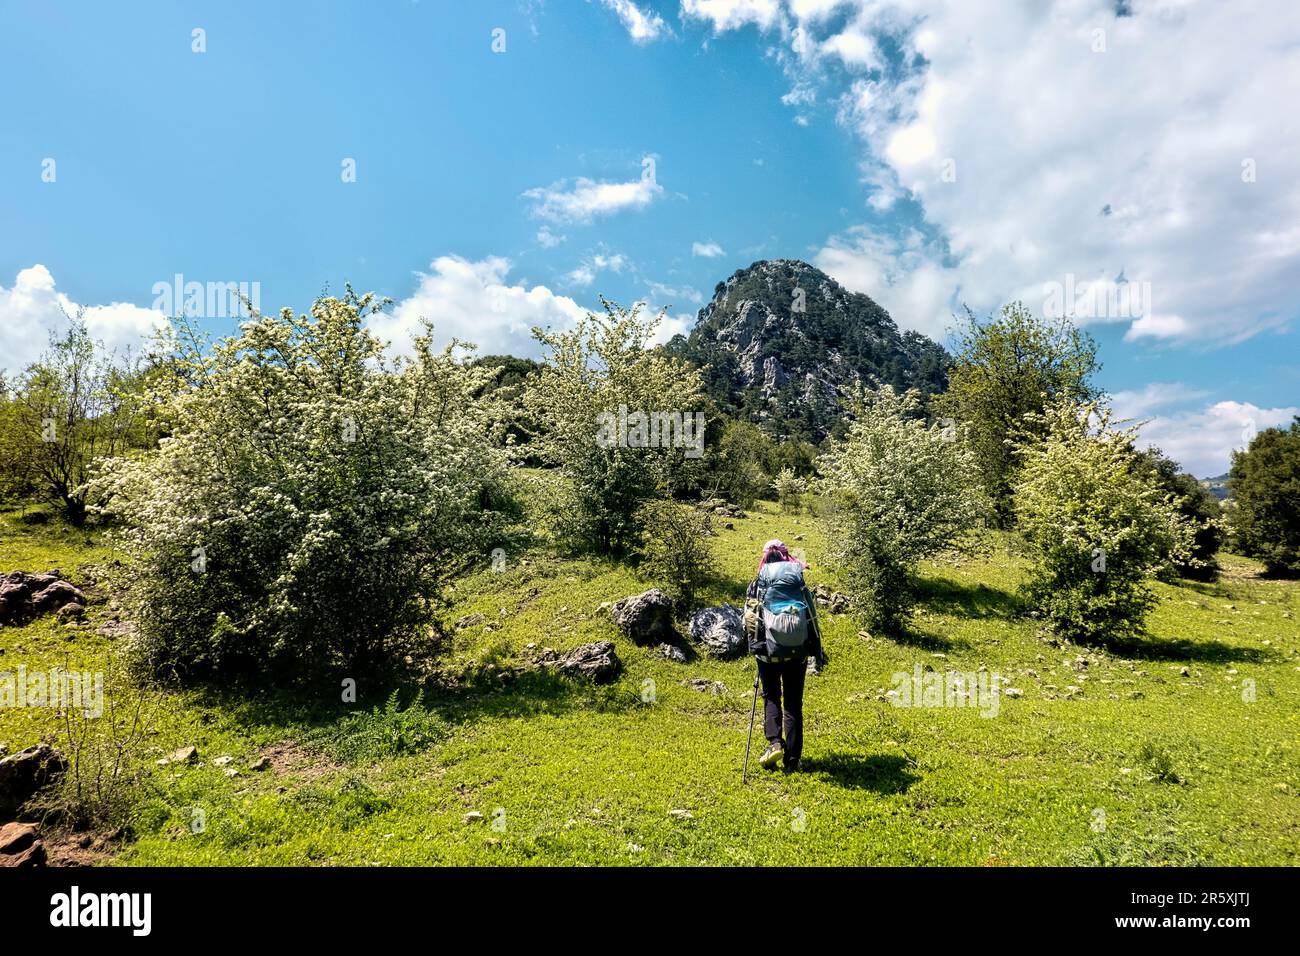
[670,259,949,440]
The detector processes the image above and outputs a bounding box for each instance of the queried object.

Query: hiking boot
[783,758,801,773]
[758,742,784,770]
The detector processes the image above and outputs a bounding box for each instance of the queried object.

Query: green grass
[2,502,1298,865]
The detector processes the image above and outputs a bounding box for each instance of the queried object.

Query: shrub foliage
[634,498,715,608]
[817,386,985,631]
[95,291,515,684]
[524,300,706,555]
[1013,402,1195,641]
[1229,417,1300,575]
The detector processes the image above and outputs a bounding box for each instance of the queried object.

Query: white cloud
[597,0,668,43]
[686,1,1300,346]
[372,255,589,359]
[1127,399,1300,479]
[653,313,696,344]
[1109,381,1298,476]
[0,264,168,376]
[630,301,696,345]
[813,227,958,339]
[1125,313,1189,341]
[524,161,665,224]
[566,265,597,287]
[564,252,630,287]
[885,123,937,167]
[820,27,880,69]
[1110,382,1209,422]
[536,226,566,248]
[647,280,706,307]
[692,240,725,258]
[682,0,784,32]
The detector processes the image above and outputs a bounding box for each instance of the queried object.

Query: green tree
[763,434,818,478]
[524,300,707,555]
[936,303,1100,526]
[705,419,770,506]
[1229,417,1300,575]
[818,386,986,632]
[470,354,544,462]
[1134,446,1225,580]
[0,375,39,505]
[8,313,153,524]
[1013,402,1195,642]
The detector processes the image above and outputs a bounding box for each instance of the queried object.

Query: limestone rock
[0,744,66,819]
[539,640,622,684]
[610,589,676,646]
[689,604,746,659]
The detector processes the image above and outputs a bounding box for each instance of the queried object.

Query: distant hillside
[667,259,949,441]
[1202,473,1231,500]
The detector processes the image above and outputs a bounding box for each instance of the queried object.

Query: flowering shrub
[774,467,807,513]
[817,386,985,631]
[1013,401,1195,642]
[94,291,515,684]
[524,299,706,555]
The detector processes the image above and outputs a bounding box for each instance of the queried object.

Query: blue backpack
[756,560,812,661]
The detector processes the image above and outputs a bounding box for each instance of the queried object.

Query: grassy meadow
[2,500,1298,866]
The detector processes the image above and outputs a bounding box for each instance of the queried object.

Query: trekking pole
[742,666,760,784]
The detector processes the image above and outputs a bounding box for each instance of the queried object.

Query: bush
[40,658,160,830]
[524,300,707,555]
[305,690,449,765]
[1229,417,1300,575]
[94,291,515,685]
[634,496,717,608]
[1134,447,1225,580]
[1013,402,1195,642]
[817,386,985,631]
[634,499,715,608]
[774,467,807,513]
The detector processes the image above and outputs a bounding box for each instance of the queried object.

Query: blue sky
[1,0,1297,476]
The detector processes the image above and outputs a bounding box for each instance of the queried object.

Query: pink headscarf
[758,538,804,573]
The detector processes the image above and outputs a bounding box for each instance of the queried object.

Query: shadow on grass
[1097,632,1274,664]
[914,575,1021,619]
[800,752,918,794]
[693,568,753,608]
[183,662,643,758]
[1173,579,1228,598]
[885,625,964,653]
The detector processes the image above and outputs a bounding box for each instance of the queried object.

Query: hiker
[743,539,827,773]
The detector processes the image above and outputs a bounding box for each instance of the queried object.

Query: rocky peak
[678,259,949,440]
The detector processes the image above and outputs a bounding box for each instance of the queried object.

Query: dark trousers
[757,656,805,765]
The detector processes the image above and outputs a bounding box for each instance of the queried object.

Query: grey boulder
[689,604,746,659]
[0,744,66,820]
[540,640,622,684]
[610,589,676,646]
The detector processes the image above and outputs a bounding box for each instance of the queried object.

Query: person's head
[758,538,803,572]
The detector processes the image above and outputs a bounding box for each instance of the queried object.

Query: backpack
[754,560,812,661]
